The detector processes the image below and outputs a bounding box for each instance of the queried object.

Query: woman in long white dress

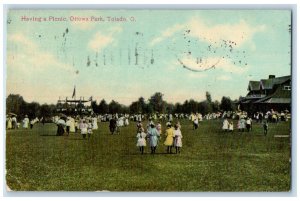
[23,115,29,129]
[222,118,229,131]
[92,116,98,130]
[7,117,12,129]
[69,117,76,133]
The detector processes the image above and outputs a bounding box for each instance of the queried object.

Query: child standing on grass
[263,121,268,136]
[156,122,162,135]
[136,127,147,154]
[81,120,88,139]
[193,118,199,130]
[164,122,174,154]
[147,122,160,154]
[74,120,79,133]
[87,120,93,139]
[173,124,183,154]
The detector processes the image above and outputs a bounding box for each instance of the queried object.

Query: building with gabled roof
[239,75,291,113]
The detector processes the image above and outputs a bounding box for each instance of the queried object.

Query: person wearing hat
[164,122,174,154]
[147,121,160,154]
[109,116,117,135]
[56,117,66,136]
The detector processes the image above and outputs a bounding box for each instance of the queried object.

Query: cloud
[7,33,38,49]
[149,17,265,47]
[7,33,74,73]
[88,32,114,51]
[6,32,77,103]
[187,18,266,46]
[88,26,123,51]
[149,24,184,46]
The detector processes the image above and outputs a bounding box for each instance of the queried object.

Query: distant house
[239,75,291,113]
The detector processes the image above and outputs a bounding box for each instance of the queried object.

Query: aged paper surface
[5,9,291,191]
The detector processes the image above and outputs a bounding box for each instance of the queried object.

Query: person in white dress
[136,127,147,154]
[240,118,246,132]
[156,122,162,135]
[81,120,88,139]
[69,117,76,133]
[92,116,98,130]
[7,117,12,129]
[124,118,129,126]
[65,117,71,135]
[23,115,29,129]
[173,124,183,154]
[87,120,93,139]
[222,118,229,132]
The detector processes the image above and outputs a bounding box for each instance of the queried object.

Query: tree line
[6,92,238,119]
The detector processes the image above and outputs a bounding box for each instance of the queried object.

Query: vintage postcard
[5,8,292,192]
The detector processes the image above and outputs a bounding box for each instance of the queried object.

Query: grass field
[6,119,291,191]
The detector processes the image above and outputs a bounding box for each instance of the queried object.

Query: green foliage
[220,96,236,111]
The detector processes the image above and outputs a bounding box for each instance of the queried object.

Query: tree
[91,101,98,113]
[211,100,220,112]
[40,104,52,117]
[174,103,183,113]
[165,102,175,114]
[27,102,41,119]
[220,96,235,111]
[129,101,140,114]
[108,100,122,114]
[98,99,109,114]
[6,94,25,115]
[149,92,165,113]
[198,101,211,114]
[204,91,213,113]
[206,91,212,103]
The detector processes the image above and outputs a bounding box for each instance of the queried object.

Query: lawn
[6,119,291,191]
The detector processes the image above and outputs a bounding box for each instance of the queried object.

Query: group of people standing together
[6,115,40,130]
[222,117,254,133]
[135,121,183,155]
[55,115,98,139]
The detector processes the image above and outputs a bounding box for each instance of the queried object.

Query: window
[283,85,291,90]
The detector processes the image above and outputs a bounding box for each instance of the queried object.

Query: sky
[6,10,291,105]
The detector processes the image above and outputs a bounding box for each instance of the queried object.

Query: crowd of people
[6,108,290,153]
[220,109,290,135]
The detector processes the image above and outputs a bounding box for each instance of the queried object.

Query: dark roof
[255,86,291,104]
[260,75,291,90]
[248,81,260,91]
[264,98,290,104]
